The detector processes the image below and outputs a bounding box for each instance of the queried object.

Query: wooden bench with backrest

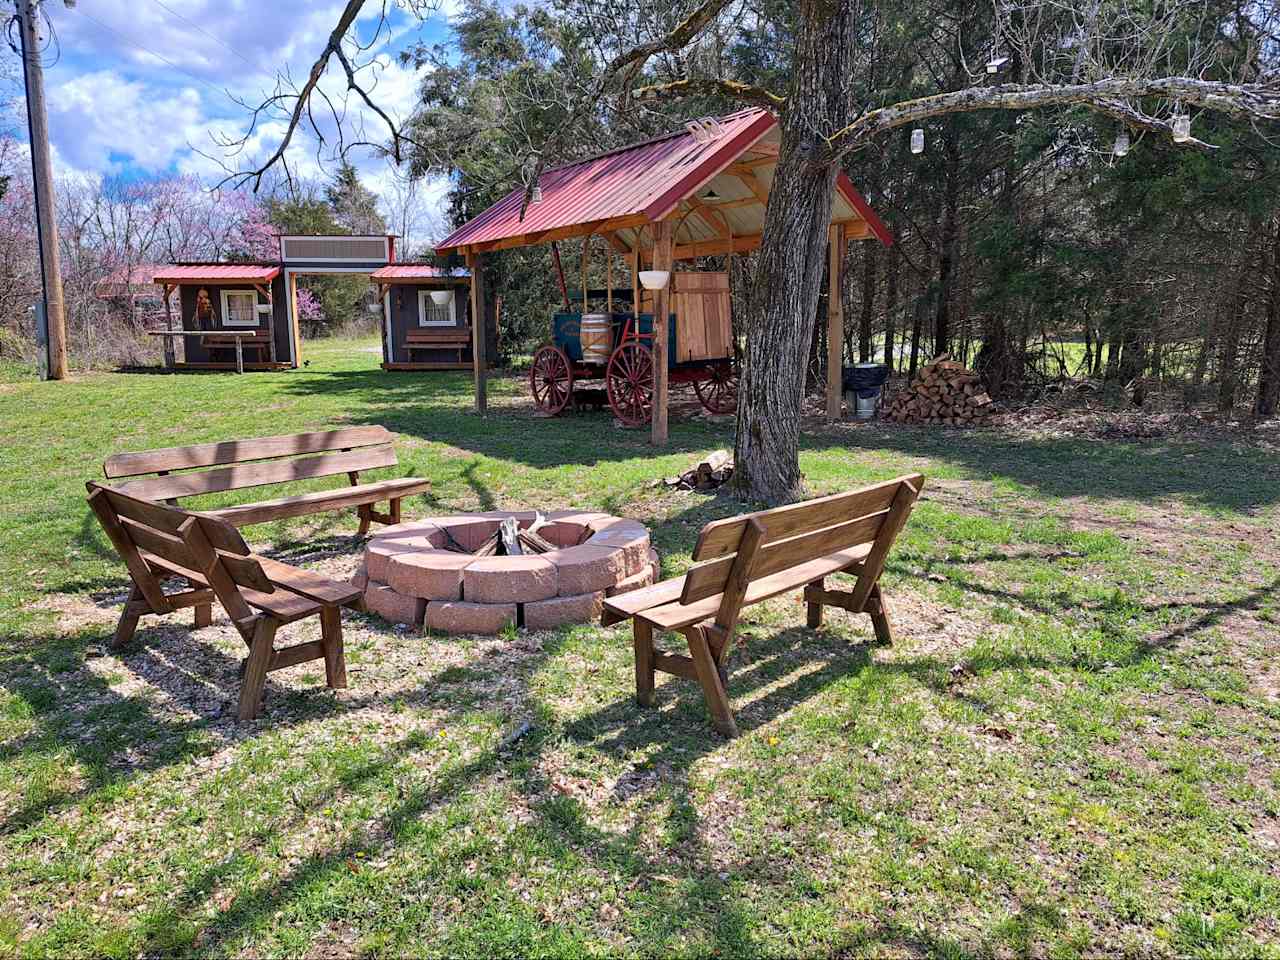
[101,426,430,534]
[602,474,924,737]
[404,327,472,364]
[86,484,363,720]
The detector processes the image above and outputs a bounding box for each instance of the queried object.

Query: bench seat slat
[208,477,431,526]
[634,544,871,632]
[115,446,399,502]
[142,551,324,622]
[104,427,394,478]
[601,576,687,626]
[252,555,362,606]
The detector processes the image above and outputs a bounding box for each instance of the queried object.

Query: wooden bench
[602,474,924,737]
[86,485,363,720]
[404,327,471,364]
[101,426,430,534]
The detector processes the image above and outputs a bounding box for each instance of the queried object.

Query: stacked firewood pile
[885,356,994,425]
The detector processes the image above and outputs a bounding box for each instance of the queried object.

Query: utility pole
[17,0,68,379]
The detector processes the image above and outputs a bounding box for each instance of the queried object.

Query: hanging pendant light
[910,128,925,155]
[986,54,1009,74]
[1113,130,1130,157]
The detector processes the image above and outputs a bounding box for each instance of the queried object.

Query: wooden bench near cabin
[86,485,363,720]
[101,426,430,534]
[403,327,472,364]
[602,474,924,737]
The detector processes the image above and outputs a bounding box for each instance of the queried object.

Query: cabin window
[220,289,259,327]
[417,289,458,326]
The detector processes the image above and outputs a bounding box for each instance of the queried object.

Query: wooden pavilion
[434,107,894,442]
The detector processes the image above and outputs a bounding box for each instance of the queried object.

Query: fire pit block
[548,545,628,596]
[464,555,558,603]
[362,509,652,635]
[385,550,472,600]
[525,592,604,630]
[364,581,424,626]
[426,600,516,635]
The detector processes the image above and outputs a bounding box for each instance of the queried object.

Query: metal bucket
[855,393,878,420]
[580,313,612,364]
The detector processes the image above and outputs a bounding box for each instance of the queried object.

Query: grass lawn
[2,337,1279,958]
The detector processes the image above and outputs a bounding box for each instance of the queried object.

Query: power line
[144,0,260,73]
[72,7,234,103]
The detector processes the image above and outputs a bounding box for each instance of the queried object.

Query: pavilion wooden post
[160,283,176,369]
[651,219,674,445]
[826,224,846,421]
[467,252,488,415]
[288,273,301,368]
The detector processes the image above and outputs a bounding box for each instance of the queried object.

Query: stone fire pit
[357,510,656,634]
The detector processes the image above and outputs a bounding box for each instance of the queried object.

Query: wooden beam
[826,224,845,421]
[673,234,762,260]
[651,219,673,446]
[466,253,487,415]
[288,273,301,368]
[684,197,730,239]
[161,283,175,368]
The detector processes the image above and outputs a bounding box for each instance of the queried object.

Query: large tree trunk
[1256,218,1280,417]
[933,124,960,357]
[734,0,854,504]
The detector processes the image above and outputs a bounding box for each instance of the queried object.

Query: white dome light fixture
[430,289,454,306]
[639,270,671,291]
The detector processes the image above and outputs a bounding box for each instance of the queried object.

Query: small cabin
[152,264,293,370]
[371,264,497,370]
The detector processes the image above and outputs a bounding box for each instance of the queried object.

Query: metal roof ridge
[538,107,771,178]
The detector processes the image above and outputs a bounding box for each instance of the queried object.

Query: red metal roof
[369,264,470,282]
[152,264,281,285]
[435,108,893,254]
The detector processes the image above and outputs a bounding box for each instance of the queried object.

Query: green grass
[1,337,1279,958]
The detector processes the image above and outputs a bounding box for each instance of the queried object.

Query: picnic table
[146,329,268,373]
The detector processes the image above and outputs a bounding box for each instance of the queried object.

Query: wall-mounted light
[986,55,1009,74]
[1113,130,1130,157]
[531,185,543,203]
[639,270,671,291]
[910,128,925,155]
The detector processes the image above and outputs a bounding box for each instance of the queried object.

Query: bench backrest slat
[88,485,275,630]
[692,480,907,561]
[680,474,924,606]
[112,446,398,502]
[104,426,393,479]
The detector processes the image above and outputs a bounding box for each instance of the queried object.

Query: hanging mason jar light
[910,128,925,154]
[1113,129,1130,157]
[1171,108,1192,143]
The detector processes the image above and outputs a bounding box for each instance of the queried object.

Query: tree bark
[734,0,854,504]
[933,124,960,357]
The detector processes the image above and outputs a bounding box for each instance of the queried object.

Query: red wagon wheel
[694,363,739,415]
[606,340,655,427]
[529,345,573,415]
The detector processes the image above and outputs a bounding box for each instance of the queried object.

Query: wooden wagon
[529,272,738,425]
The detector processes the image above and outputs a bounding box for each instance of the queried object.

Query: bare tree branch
[822,77,1280,159]
[632,76,785,109]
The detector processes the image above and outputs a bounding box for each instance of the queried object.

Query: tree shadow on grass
[807,423,1280,515]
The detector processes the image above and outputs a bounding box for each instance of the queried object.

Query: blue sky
[18,0,458,216]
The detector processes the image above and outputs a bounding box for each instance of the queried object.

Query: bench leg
[806,577,825,628]
[356,504,373,537]
[633,619,655,706]
[389,497,402,525]
[194,602,213,629]
[687,625,738,738]
[866,583,894,645]
[238,618,278,721]
[320,606,347,689]
[113,585,147,649]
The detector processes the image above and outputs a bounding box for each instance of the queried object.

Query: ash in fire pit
[357,510,657,635]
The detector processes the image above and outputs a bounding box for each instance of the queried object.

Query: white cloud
[33,0,448,217]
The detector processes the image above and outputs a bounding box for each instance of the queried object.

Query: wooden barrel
[580,313,612,364]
